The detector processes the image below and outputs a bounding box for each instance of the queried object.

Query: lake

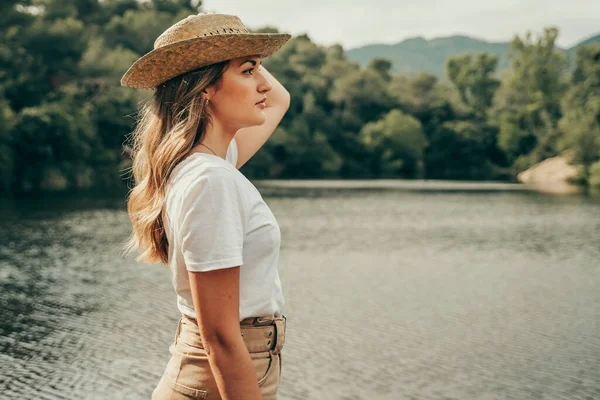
[0,180,599,400]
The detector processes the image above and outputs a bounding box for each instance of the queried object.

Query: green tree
[558,43,600,188]
[0,99,16,191]
[389,73,458,133]
[2,15,87,110]
[360,109,426,177]
[446,52,500,118]
[425,121,502,180]
[328,57,397,176]
[367,58,393,82]
[11,101,96,191]
[493,28,569,171]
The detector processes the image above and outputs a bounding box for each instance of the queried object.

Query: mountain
[572,33,600,49]
[566,33,600,61]
[345,33,600,79]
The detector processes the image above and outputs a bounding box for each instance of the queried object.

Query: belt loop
[174,316,183,345]
[255,316,273,325]
[273,316,285,354]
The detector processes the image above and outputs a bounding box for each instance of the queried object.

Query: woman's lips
[256,98,267,108]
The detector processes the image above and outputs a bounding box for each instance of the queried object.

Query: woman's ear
[202,87,216,102]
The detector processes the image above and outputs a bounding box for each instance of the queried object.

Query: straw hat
[120,13,291,89]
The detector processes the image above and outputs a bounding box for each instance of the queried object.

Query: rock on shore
[517,156,581,194]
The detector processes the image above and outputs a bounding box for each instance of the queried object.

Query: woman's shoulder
[166,162,250,222]
[169,152,230,179]
[168,138,238,188]
[168,157,237,195]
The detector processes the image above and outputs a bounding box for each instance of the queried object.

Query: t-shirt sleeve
[226,137,238,168]
[177,168,247,272]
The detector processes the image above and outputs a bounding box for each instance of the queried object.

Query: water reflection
[0,182,598,399]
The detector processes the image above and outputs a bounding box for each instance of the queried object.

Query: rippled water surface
[1,181,599,400]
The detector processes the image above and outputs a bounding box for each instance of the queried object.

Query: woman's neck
[194,119,237,159]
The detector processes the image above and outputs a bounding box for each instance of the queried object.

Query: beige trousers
[152,313,287,399]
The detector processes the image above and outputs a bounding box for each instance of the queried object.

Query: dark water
[1,181,599,400]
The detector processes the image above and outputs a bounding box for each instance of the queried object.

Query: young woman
[120,13,291,400]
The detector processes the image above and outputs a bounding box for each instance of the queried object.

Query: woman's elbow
[201,328,243,355]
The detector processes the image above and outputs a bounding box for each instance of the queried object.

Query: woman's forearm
[206,335,262,400]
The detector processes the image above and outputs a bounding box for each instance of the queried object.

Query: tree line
[1,0,599,193]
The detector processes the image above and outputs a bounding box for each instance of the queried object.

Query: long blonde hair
[121,61,230,265]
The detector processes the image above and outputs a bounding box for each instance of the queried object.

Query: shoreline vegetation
[1,1,599,196]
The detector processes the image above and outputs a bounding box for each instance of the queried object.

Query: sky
[202,0,600,50]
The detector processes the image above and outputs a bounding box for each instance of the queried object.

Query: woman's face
[205,54,272,131]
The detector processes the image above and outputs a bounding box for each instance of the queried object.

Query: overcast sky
[202,0,599,50]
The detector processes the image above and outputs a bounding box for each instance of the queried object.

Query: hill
[346,33,600,79]
[566,33,600,61]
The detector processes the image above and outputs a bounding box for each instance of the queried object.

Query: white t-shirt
[163,138,284,321]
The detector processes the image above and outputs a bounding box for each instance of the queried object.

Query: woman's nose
[259,73,272,93]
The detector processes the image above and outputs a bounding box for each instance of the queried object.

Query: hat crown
[154,14,250,49]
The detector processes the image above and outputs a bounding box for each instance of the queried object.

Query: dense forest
[1,0,599,193]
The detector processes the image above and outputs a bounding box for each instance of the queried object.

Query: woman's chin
[239,112,266,128]
[252,113,267,125]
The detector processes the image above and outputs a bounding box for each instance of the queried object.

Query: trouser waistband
[179,314,287,355]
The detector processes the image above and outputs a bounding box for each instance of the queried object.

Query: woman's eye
[243,68,254,75]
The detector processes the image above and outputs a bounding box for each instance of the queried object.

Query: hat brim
[120,33,291,89]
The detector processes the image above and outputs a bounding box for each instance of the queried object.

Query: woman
[120,13,291,400]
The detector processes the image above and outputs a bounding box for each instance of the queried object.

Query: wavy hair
[121,61,230,265]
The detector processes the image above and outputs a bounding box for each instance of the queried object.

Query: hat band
[154,25,250,49]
